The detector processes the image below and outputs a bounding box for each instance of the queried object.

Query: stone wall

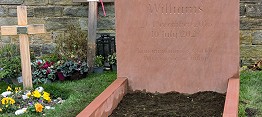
[240,0,262,65]
[0,0,262,65]
[0,0,115,56]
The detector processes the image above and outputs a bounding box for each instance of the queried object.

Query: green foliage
[107,53,117,65]
[239,71,262,116]
[55,25,88,61]
[43,72,117,117]
[0,44,21,79]
[39,84,71,99]
[95,55,104,67]
[40,53,60,63]
[57,60,89,78]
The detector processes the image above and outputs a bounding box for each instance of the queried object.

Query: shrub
[95,55,104,67]
[55,25,88,61]
[0,44,21,80]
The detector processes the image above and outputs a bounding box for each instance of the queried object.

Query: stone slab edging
[223,78,240,117]
[77,77,127,117]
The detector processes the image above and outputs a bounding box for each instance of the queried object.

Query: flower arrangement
[107,53,117,65]
[32,60,56,84]
[95,55,104,67]
[56,60,89,81]
[0,86,64,116]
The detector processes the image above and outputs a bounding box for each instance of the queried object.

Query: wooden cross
[0,6,45,89]
[73,0,114,68]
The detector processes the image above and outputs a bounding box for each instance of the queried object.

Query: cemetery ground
[0,69,261,116]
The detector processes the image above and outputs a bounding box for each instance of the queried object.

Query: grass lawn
[0,71,116,117]
[239,71,262,117]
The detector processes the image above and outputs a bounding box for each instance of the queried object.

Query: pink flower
[57,72,65,81]
[37,62,41,65]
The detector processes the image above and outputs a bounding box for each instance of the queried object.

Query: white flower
[1,91,12,97]
[22,95,29,100]
[45,106,55,110]
[35,87,44,92]
[15,108,27,115]
[35,59,43,64]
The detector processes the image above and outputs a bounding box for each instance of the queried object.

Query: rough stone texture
[25,0,49,6]
[241,45,262,58]
[63,6,88,17]
[0,36,11,43]
[0,6,6,16]
[0,0,23,5]
[240,4,246,16]
[240,18,262,29]
[34,7,63,17]
[252,30,262,45]
[240,1,262,65]
[246,4,262,17]
[48,0,79,5]
[0,17,17,26]
[45,17,79,31]
[98,3,115,17]
[98,18,115,29]
[8,7,34,17]
[240,30,252,45]
[79,18,88,30]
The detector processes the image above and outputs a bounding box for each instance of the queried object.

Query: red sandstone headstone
[116,0,239,94]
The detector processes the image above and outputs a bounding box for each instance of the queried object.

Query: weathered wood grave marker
[0,6,45,89]
[73,0,114,68]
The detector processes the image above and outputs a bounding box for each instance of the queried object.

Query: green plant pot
[111,64,117,71]
[94,67,104,74]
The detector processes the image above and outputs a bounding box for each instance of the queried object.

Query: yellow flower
[1,98,8,105]
[43,92,50,97]
[9,98,15,105]
[32,90,41,98]
[15,87,21,93]
[0,108,2,112]
[43,95,51,103]
[1,97,15,105]
[35,103,44,112]
[6,86,12,91]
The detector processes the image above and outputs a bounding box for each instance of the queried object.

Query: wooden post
[87,1,98,69]
[72,0,114,69]
[0,6,45,89]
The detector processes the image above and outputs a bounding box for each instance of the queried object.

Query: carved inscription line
[152,21,211,28]
[151,29,199,38]
[138,49,212,54]
[148,3,203,15]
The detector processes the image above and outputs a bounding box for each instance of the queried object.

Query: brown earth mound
[110,91,225,117]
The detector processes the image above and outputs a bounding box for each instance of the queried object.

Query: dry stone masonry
[0,0,115,56]
[240,0,262,65]
[0,0,261,66]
